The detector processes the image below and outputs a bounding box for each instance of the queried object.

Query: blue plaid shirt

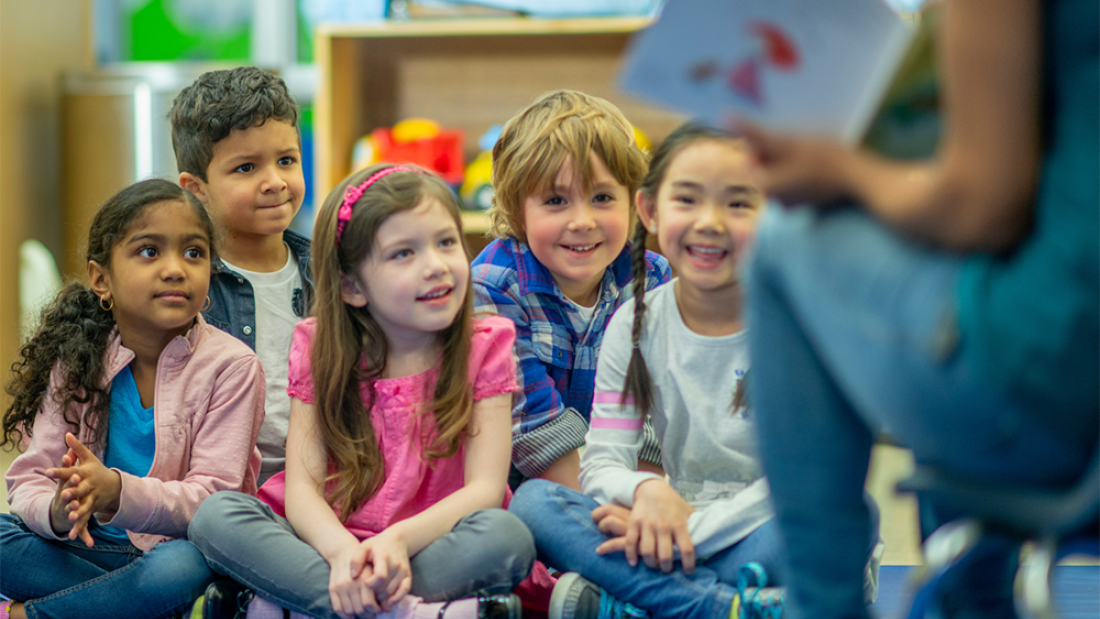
[471,237,671,477]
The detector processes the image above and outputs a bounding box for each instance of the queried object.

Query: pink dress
[257,314,518,540]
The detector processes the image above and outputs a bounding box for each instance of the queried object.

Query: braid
[620,220,656,419]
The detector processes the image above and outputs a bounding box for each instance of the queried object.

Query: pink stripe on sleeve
[593,391,635,405]
[590,417,644,431]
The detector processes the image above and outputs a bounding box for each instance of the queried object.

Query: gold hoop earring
[100,296,114,311]
[201,296,211,312]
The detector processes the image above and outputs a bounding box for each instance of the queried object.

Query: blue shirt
[471,237,671,477]
[96,365,156,545]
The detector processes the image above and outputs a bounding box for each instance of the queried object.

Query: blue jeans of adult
[0,513,213,619]
[188,492,536,619]
[744,206,1095,619]
[510,479,789,619]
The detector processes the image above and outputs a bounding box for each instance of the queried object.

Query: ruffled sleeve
[468,315,520,402]
[286,318,318,403]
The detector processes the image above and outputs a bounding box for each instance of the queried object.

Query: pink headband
[336,166,427,243]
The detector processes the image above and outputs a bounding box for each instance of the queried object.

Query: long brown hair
[311,164,475,521]
[3,180,215,450]
[622,122,751,419]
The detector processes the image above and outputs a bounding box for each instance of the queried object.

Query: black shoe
[202,578,253,619]
[476,593,522,619]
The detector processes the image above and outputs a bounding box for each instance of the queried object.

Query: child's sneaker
[548,572,648,619]
[198,578,253,619]
[732,563,784,619]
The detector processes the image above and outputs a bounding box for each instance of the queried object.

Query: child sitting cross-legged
[0,180,265,619]
[472,90,671,492]
[188,164,535,619]
[510,123,884,619]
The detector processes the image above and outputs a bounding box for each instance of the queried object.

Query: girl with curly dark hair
[0,179,266,619]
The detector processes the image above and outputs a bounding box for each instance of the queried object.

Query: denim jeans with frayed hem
[0,513,212,619]
[744,206,1093,619]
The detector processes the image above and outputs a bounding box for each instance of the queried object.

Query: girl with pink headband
[188,164,534,619]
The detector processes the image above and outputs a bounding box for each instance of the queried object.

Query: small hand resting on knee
[591,479,696,575]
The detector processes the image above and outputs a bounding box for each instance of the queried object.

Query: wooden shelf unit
[313,17,687,237]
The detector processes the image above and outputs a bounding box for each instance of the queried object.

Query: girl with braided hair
[511,123,884,619]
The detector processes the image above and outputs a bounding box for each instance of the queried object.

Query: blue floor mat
[870,565,1100,618]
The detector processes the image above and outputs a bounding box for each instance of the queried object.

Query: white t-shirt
[566,297,597,329]
[580,281,772,560]
[223,247,301,482]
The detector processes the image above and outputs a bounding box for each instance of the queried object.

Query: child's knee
[464,509,536,583]
[144,539,215,597]
[189,491,254,543]
[510,478,555,513]
[473,509,535,554]
[509,478,580,528]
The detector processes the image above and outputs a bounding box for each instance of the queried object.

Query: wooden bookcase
[313,17,686,245]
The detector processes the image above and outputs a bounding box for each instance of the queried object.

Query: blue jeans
[0,513,213,619]
[744,207,1094,619]
[188,492,536,619]
[510,479,786,619]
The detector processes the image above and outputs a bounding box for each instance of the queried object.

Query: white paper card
[619,0,912,143]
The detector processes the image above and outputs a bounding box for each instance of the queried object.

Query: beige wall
[1,1,92,511]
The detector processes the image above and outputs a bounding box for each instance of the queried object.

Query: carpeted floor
[870,565,1100,618]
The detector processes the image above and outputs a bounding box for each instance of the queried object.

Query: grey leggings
[188,492,535,618]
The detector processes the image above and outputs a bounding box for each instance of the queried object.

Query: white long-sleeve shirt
[579,281,773,560]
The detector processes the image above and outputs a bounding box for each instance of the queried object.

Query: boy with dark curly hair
[171,66,313,485]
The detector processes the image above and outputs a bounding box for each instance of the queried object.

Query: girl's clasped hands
[46,432,121,547]
[329,529,413,615]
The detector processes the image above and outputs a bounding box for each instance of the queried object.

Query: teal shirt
[95,365,156,545]
[958,0,1099,416]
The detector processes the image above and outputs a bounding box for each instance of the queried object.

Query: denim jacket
[203,229,314,350]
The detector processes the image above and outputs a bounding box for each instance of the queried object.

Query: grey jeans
[189,492,535,618]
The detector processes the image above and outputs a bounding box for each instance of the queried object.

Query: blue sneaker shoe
[549,572,649,619]
[733,563,785,619]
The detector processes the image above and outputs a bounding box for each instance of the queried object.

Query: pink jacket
[5,316,266,551]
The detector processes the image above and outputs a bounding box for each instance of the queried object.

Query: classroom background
[0,0,961,576]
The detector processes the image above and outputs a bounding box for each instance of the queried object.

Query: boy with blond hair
[472,90,670,490]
